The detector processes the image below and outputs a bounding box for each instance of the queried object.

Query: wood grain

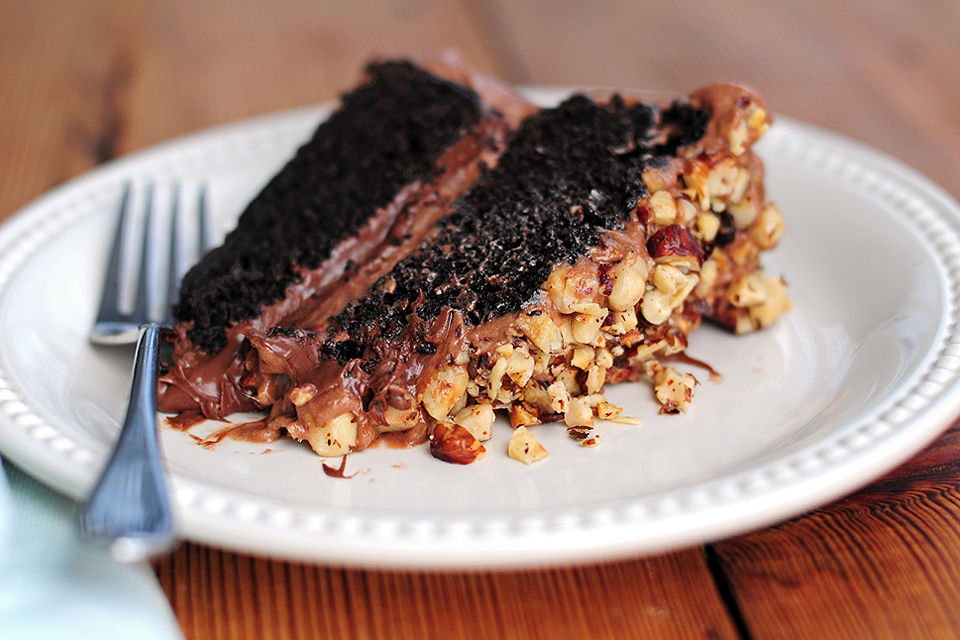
[3,0,960,638]
[477,0,960,202]
[154,546,740,640]
[711,423,960,640]
[0,0,505,220]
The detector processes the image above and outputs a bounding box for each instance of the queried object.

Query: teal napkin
[0,457,183,640]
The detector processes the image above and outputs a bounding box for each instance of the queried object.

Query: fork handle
[79,323,177,562]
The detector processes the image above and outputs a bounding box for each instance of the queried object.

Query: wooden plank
[711,422,960,639]
[0,0,140,219]
[154,546,740,640]
[0,0,507,223]
[120,0,508,149]
[778,0,960,200]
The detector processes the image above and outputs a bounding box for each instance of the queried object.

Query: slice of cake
[161,62,789,465]
[158,57,534,418]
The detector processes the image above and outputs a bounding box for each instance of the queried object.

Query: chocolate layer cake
[162,62,789,465]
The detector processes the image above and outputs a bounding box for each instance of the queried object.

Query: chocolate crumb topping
[174,61,485,354]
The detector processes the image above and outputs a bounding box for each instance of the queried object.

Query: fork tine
[198,183,211,253]
[163,184,181,326]
[160,182,208,326]
[131,183,154,324]
[94,182,132,326]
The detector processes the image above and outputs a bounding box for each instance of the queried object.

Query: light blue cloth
[0,457,183,640]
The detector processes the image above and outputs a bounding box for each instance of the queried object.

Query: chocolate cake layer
[326,95,710,348]
[176,60,493,355]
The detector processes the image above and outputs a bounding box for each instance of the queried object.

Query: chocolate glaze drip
[173,61,486,355]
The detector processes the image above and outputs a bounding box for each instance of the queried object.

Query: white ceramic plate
[2,90,960,570]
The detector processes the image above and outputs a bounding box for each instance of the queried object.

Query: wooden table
[3,1,960,637]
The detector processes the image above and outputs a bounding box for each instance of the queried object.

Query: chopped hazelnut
[452,403,495,441]
[430,422,486,464]
[508,426,549,464]
[305,412,358,457]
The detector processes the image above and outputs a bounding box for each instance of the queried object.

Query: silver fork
[79,181,209,562]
